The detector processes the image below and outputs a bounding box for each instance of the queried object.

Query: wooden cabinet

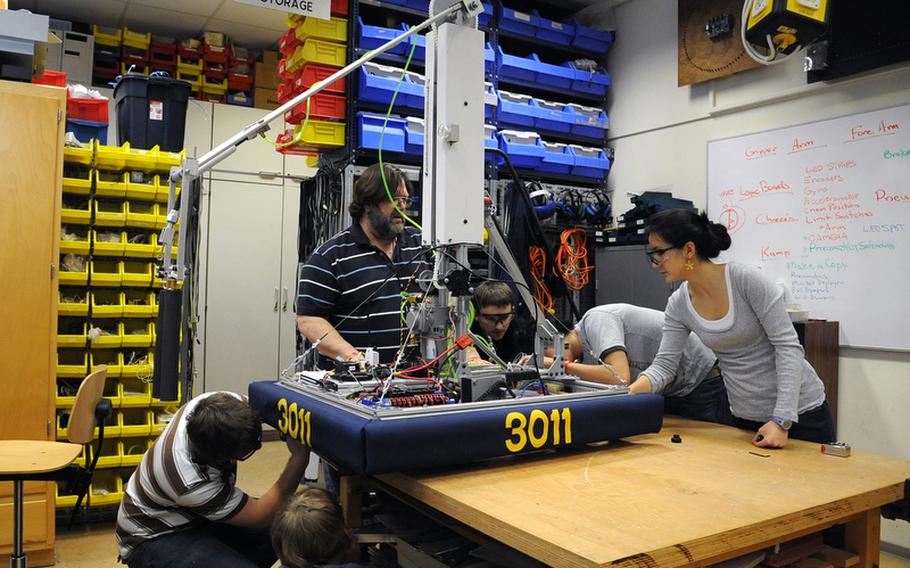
[795,320,840,424]
[0,80,66,565]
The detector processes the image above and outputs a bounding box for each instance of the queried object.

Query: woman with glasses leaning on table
[630,208,835,449]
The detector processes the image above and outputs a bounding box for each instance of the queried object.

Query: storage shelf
[497,28,605,60]
[496,165,606,187]
[352,48,425,70]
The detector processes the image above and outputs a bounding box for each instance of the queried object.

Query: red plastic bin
[227,71,253,91]
[151,36,177,54]
[279,30,301,57]
[295,64,346,96]
[203,63,227,79]
[284,92,346,123]
[331,0,348,16]
[150,50,177,66]
[67,97,109,123]
[34,69,67,87]
[203,44,229,64]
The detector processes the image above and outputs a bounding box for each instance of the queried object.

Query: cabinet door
[210,104,283,185]
[202,180,283,395]
[277,181,302,372]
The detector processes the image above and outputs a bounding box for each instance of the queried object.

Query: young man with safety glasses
[470,281,534,363]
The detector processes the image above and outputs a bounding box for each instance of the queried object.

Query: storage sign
[233,0,330,20]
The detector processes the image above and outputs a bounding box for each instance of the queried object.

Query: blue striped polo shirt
[296,222,430,364]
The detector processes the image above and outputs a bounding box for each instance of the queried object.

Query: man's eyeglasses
[392,195,414,209]
[237,431,263,462]
[645,245,678,266]
[478,312,515,326]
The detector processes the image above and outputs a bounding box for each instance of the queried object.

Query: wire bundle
[556,228,593,291]
[529,245,554,314]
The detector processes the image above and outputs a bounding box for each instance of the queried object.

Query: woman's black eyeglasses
[645,246,678,266]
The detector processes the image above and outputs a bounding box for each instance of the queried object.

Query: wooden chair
[0,366,110,568]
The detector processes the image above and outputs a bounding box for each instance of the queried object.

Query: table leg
[845,507,881,568]
[339,475,364,529]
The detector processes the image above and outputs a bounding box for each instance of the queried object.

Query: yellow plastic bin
[57,320,88,348]
[90,259,123,287]
[64,144,94,166]
[59,254,89,285]
[292,119,345,148]
[120,438,153,467]
[56,377,81,408]
[90,349,123,378]
[124,230,156,258]
[95,141,128,170]
[125,146,158,172]
[156,149,183,173]
[94,199,127,227]
[62,166,92,195]
[294,16,348,43]
[88,471,124,507]
[125,201,158,229]
[122,320,153,348]
[151,406,177,434]
[102,374,122,408]
[122,261,154,287]
[90,290,124,318]
[61,196,92,225]
[59,288,89,317]
[56,350,88,378]
[93,24,122,47]
[90,438,122,469]
[88,321,122,349]
[122,27,151,50]
[122,350,153,378]
[95,170,128,198]
[60,226,91,255]
[123,290,156,318]
[287,39,346,71]
[92,229,126,256]
[126,172,157,201]
[119,407,153,434]
[155,176,181,203]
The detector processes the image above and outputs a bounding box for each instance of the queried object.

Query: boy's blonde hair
[271,487,352,568]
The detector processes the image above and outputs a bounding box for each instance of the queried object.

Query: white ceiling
[7,0,628,51]
[8,0,289,50]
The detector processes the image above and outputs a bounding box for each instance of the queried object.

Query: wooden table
[373,417,910,567]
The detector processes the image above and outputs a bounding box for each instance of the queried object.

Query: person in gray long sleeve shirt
[569,303,730,423]
[634,209,834,449]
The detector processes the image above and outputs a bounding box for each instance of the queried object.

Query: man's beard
[367,206,403,242]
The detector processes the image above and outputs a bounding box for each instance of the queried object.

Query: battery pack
[745,0,829,55]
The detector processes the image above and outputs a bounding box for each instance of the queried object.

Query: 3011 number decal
[276,398,312,446]
[505,408,572,453]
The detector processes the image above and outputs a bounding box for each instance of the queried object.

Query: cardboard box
[254,87,279,110]
[260,49,278,65]
[254,62,278,89]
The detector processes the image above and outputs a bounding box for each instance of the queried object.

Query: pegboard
[678,0,762,87]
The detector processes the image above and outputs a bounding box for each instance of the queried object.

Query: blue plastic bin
[571,21,613,54]
[500,6,538,38]
[497,90,536,129]
[484,124,497,160]
[571,63,611,97]
[357,112,407,153]
[227,91,254,107]
[540,141,574,174]
[569,144,611,179]
[359,62,424,111]
[484,43,495,74]
[497,46,536,83]
[535,57,575,90]
[567,102,609,139]
[359,18,408,56]
[534,98,573,134]
[405,116,424,156]
[397,24,426,63]
[498,130,545,169]
[536,14,575,44]
[404,0,429,13]
[484,83,496,122]
[478,2,493,27]
[66,118,109,144]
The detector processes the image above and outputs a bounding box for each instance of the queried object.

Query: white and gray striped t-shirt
[115,392,248,561]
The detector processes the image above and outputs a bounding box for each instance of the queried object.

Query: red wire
[529,245,554,314]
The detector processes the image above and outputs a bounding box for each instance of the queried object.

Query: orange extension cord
[556,228,593,291]
[529,245,554,314]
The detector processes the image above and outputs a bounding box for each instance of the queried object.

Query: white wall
[606,0,910,550]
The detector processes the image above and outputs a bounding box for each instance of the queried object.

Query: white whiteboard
[707,104,910,351]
